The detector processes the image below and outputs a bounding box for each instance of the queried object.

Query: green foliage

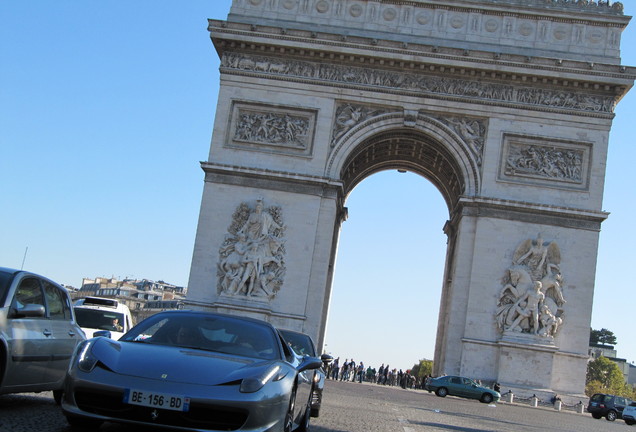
[585,356,634,398]
[410,359,433,379]
[589,328,617,346]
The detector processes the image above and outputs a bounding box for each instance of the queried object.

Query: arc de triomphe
[186,0,634,398]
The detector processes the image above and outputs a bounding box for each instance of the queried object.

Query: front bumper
[61,367,289,432]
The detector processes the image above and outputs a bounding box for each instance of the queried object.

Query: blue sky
[2,1,635,372]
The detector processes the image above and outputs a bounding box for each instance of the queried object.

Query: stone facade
[187,0,634,399]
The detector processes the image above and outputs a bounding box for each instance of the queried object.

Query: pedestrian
[340,359,349,381]
[331,357,340,380]
[377,364,385,385]
[357,362,364,383]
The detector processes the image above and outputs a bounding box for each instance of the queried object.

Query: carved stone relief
[496,234,566,340]
[222,53,617,114]
[432,115,487,165]
[331,103,391,147]
[499,134,590,189]
[217,198,286,300]
[227,101,316,156]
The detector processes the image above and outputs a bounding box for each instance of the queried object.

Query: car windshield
[279,330,315,356]
[120,313,281,360]
[75,308,125,331]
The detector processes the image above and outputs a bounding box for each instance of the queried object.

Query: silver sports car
[61,310,322,431]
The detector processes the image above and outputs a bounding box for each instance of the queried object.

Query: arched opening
[324,170,448,371]
[339,129,466,210]
[323,129,467,372]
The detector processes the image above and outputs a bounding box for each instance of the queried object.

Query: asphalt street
[0,380,633,432]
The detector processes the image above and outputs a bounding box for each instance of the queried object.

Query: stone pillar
[504,391,514,404]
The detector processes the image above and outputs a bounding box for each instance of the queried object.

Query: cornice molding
[211,20,635,85]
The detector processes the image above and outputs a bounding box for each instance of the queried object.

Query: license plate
[123,389,190,412]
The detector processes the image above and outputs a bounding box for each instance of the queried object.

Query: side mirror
[93,330,112,339]
[298,356,323,373]
[14,304,46,318]
[321,353,334,364]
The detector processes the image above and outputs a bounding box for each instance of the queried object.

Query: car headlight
[76,340,99,373]
[240,365,286,393]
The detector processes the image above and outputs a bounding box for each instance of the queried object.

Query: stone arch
[189,0,634,403]
[326,112,480,211]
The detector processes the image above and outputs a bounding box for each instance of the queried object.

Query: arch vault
[186,0,635,399]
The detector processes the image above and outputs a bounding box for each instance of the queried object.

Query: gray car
[62,310,323,431]
[0,267,85,404]
[278,328,332,417]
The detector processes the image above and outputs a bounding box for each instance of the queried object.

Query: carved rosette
[217,198,286,301]
[495,235,566,340]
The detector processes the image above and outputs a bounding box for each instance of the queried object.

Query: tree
[589,328,617,346]
[585,356,634,398]
[410,359,433,379]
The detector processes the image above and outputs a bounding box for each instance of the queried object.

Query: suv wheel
[606,410,617,422]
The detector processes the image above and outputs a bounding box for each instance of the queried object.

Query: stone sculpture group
[496,234,566,339]
[217,198,286,300]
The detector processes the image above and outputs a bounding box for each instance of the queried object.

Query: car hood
[90,338,281,385]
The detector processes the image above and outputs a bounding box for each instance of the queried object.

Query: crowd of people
[325,357,432,389]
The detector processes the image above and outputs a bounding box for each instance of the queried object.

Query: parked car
[278,328,333,417]
[0,267,85,403]
[61,310,323,431]
[425,375,500,403]
[74,296,133,340]
[587,393,632,421]
[623,401,636,425]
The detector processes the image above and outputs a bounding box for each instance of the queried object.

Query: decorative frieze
[499,134,590,189]
[217,197,286,301]
[227,101,316,157]
[222,53,616,114]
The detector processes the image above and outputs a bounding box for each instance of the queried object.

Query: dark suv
[587,393,632,421]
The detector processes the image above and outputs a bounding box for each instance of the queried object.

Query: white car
[624,401,636,426]
[74,297,133,340]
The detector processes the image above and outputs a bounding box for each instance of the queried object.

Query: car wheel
[435,387,448,397]
[625,419,635,425]
[284,388,297,432]
[480,393,493,404]
[606,410,617,422]
[53,390,63,405]
[591,413,602,419]
[65,415,103,429]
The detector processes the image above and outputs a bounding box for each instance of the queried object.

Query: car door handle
[43,329,52,336]
[68,330,77,337]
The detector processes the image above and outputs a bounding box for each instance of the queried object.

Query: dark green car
[425,375,500,403]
